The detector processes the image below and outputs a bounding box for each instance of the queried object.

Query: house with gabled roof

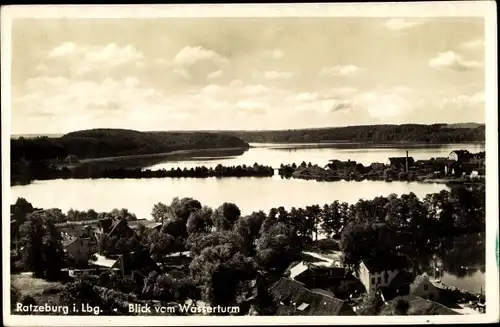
[63,236,95,266]
[409,273,440,301]
[357,253,414,294]
[89,249,162,279]
[269,278,355,316]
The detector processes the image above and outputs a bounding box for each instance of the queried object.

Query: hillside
[11,129,249,163]
[218,124,485,144]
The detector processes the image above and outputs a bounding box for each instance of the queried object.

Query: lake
[10,142,485,293]
[144,142,485,170]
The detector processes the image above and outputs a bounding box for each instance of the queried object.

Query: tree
[186,230,245,257]
[357,291,384,315]
[232,211,266,255]
[394,298,410,315]
[320,201,344,238]
[20,211,64,279]
[186,206,213,234]
[148,230,176,260]
[212,202,242,231]
[189,241,256,307]
[151,202,170,223]
[11,197,34,225]
[59,278,110,314]
[255,221,301,273]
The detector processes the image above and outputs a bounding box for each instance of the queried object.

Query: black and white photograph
[1,2,498,326]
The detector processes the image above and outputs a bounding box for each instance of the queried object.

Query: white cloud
[201,84,222,95]
[174,46,227,67]
[292,92,319,102]
[49,42,78,57]
[173,46,228,81]
[242,84,268,95]
[207,70,223,80]
[235,100,268,114]
[353,90,413,119]
[440,91,485,107]
[15,75,169,122]
[253,70,294,80]
[262,49,284,60]
[384,19,426,30]
[320,65,360,76]
[45,42,145,76]
[230,79,243,87]
[460,39,485,50]
[429,51,483,70]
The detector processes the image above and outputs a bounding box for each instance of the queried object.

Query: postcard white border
[2,2,498,326]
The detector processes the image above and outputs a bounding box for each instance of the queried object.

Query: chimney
[405,150,409,173]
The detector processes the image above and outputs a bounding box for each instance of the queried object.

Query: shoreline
[77,146,250,164]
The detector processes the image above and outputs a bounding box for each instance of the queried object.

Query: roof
[62,236,78,247]
[290,262,310,279]
[388,270,414,289]
[120,250,162,276]
[128,220,162,230]
[410,273,432,291]
[270,278,350,315]
[90,253,118,268]
[361,254,411,273]
[388,157,415,165]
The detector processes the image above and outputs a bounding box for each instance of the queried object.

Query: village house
[448,150,472,162]
[269,277,356,315]
[387,156,415,172]
[325,159,358,171]
[357,254,414,294]
[288,261,363,296]
[63,237,95,266]
[369,162,386,170]
[94,217,137,243]
[409,273,440,301]
[89,249,162,279]
[128,219,163,231]
[378,270,415,302]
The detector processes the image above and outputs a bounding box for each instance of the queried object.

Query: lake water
[9,142,485,293]
[145,142,485,170]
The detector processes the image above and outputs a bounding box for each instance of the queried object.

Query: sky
[10,17,485,134]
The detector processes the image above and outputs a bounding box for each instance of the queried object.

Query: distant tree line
[11,163,274,185]
[223,124,485,144]
[11,128,249,163]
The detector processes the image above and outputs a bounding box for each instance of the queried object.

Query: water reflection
[421,233,485,293]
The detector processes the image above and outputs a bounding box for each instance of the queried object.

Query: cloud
[460,39,485,50]
[173,46,228,80]
[320,65,360,76]
[262,49,284,60]
[44,42,145,77]
[429,51,483,70]
[242,84,268,95]
[235,100,268,114]
[253,70,294,80]
[440,91,485,107]
[384,19,426,30]
[15,75,168,122]
[49,42,78,57]
[207,70,223,80]
[173,46,226,66]
[353,90,413,119]
[291,92,319,102]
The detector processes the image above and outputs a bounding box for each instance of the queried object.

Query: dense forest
[11,185,485,315]
[221,124,485,144]
[11,129,249,163]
